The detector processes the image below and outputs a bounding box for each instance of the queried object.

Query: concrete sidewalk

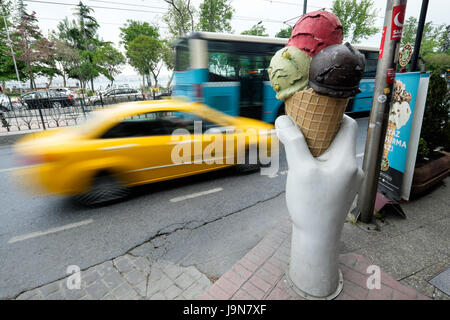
[199,178,449,300]
[13,178,449,300]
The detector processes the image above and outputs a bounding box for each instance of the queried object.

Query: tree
[127,35,162,88]
[52,39,80,87]
[275,26,292,38]
[331,0,378,44]
[241,23,268,37]
[163,0,196,39]
[74,1,101,90]
[402,17,446,56]
[161,40,175,87]
[12,10,57,89]
[94,42,125,86]
[198,0,233,33]
[119,20,159,50]
[0,0,23,85]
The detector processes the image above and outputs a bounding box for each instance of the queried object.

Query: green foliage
[423,53,450,73]
[126,35,162,86]
[417,138,430,159]
[94,42,125,84]
[241,23,268,37]
[163,0,196,40]
[401,17,446,56]
[420,73,449,151]
[275,27,292,39]
[119,20,159,50]
[198,0,234,33]
[0,0,23,82]
[331,0,378,44]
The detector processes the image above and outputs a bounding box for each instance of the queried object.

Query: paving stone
[164,263,185,280]
[149,292,167,300]
[102,270,124,290]
[112,282,139,300]
[183,282,208,300]
[113,256,134,273]
[46,290,66,300]
[85,280,109,300]
[16,289,40,300]
[164,285,183,300]
[146,275,173,297]
[130,256,151,273]
[124,269,147,286]
[174,273,195,290]
[135,280,147,297]
[39,282,61,297]
[61,287,85,300]
[184,266,203,281]
[94,261,114,277]
[101,294,117,300]
[82,270,100,288]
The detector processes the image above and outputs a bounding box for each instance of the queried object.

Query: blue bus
[173,32,378,123]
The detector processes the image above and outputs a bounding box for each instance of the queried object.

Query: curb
[0,131,39,146]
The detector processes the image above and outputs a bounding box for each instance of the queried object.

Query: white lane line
[8,219,94,244]
[356,153,365,158]
[0,165,37,174]
[170,188,223,203]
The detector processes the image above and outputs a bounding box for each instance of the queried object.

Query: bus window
[362,51,378,78]
[175,39,190,71]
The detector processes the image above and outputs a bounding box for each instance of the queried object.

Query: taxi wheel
[76,173,129,206]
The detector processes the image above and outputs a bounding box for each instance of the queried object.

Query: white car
[0,93,22,112]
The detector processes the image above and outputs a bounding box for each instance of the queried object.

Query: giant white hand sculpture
[275,115,364,299]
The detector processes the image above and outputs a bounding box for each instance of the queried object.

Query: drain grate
[429,267,450,296]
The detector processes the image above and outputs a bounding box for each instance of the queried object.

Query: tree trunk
[90,78,95,92]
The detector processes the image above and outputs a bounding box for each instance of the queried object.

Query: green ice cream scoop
[268,46,311,101]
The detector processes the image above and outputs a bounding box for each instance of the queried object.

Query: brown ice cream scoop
[309,42,366,98]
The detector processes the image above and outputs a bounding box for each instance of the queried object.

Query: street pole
[1,3,23,94]
[410,0,429,72]
[303,0,307,15]
[355,0,407,223]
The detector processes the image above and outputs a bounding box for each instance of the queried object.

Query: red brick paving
[198,219,430,301]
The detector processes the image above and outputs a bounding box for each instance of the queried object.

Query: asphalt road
[0,117,369,299]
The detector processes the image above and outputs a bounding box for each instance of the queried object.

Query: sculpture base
[285,267,344,300]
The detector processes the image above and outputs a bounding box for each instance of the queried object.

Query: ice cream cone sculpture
[268,11,365,157]
[286,88,349,157]
[381,82,412,171]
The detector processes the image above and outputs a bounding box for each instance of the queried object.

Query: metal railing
[0,92,155,133]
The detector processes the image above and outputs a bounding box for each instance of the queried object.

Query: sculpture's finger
[275,115,314,165]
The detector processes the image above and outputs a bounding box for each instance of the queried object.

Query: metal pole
[1,3,23,94]
[410,0,429,71]
[303,0,307,15]
[356,0,407,223]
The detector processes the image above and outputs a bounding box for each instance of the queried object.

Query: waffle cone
[383,121,396,160]
[285,88,349,157]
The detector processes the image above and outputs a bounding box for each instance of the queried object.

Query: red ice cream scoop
[287,10,343,57]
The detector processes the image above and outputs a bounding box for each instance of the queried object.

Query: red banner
[391,4,406,40]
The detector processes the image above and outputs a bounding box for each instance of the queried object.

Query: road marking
[357,153,365,158]
[8,219,94,244]
[170,188,223,203]
[0,165,37,174]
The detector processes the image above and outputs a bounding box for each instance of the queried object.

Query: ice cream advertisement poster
[379,72,421,200]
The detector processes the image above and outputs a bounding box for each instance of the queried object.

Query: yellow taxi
[14,99,275,205]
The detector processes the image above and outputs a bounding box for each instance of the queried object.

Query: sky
[7,0,450,86]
